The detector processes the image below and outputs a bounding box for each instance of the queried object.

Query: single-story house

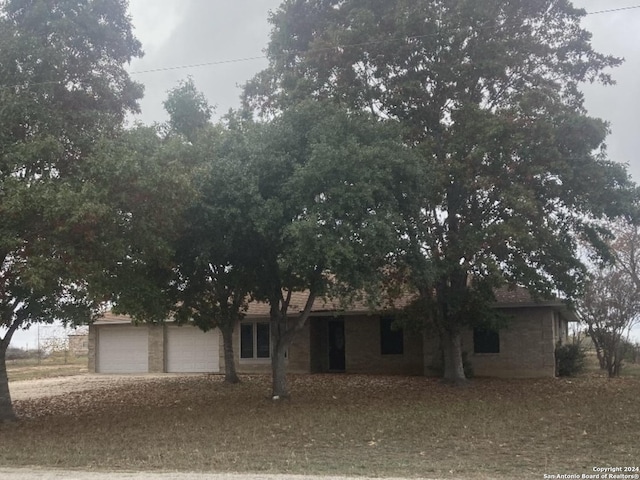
[88,288,575,378]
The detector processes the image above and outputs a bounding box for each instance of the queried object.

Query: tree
[578,267,640,377]
[168,110,264,384]
[245,0,640,383]
[0,0,143,422]
[246,100,412,398]
[577,222,640,377]
[101,82,259,384]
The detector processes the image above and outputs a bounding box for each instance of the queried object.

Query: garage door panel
[166,326,219,373]
[98,326,148,373]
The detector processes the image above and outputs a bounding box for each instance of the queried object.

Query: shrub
[555,343,586,377]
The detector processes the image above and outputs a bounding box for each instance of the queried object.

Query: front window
[380,316,404,355]
[240,321,270,359]
[473,327,500,354]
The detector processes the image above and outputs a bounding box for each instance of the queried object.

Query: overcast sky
[9,0,640,347]
[124,0,640,179]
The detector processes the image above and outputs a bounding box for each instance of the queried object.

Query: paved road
[0,470,433,480]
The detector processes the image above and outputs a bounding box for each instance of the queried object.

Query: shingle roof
[94,285,574,324]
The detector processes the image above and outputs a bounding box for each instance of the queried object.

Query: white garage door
[97,325,149,373]
[166,326,219,373]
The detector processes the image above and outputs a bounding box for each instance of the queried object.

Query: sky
[8,0,640,348]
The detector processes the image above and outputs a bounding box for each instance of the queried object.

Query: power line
[126,4,640,76]
[130,55,267,75]
[587,5,640,15]
[2,4,639,87]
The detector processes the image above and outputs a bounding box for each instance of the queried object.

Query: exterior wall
[90,307,563,378]
[461,307,557,378]
[307,315,423,375]
[231,320,312,375]
[345,315,423,375]
[148,324,164,373]
[88,325,97,373]
[422,327,441,376]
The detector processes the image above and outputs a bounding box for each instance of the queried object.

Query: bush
[555,343,586,377]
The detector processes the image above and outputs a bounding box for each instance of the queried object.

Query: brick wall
[462,307,557,378]
[230,319,312,375]
[148,325,164,373]
[88,325,97,373]
[344,315,423,375]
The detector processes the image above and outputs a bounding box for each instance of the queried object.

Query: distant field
[1,373,639,479]
[6,354,87,382]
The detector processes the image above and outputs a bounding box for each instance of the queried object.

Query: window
[240,321,270,359]
[473,327,500,354]
[380,317,404,355]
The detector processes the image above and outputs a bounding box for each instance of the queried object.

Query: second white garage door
[97,325,149,373]
[166,326,220,373]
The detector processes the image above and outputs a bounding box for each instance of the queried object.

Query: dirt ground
[0,470,427,480]
[9,373,176,401]
[3,375,460,480]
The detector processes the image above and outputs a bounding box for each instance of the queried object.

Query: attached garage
[166,326,219,373]
[96,325,149,373]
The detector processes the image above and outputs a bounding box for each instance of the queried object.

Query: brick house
[88,288,575,378]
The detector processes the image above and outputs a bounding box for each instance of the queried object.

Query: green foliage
[246,0,640,381]
[163,77,213,142]
[555,343,586,377]
[0,0,143,421]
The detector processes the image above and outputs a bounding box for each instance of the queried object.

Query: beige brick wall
[344,315,423,375]
[148,324,164,373]
[422,327,441,376]
[462,307,556,378]
[88,325,97,373]
[229,319,312,375]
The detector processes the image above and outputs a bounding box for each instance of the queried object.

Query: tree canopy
[0,0,143,422]
[245,0,640,382]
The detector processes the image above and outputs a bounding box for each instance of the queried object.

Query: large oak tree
[0,0,143,422]
[245,0,640,382]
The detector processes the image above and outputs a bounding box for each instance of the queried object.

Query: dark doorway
[328,319,346,371]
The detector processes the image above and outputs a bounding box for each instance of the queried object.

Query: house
[88,288,575,378]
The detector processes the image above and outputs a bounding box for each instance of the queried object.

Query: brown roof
[94,286,574,324]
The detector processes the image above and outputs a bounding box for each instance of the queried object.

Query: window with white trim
[240,321,270,360]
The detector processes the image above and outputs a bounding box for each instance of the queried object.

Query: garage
[97,325,149,373]
[166,325,219,373]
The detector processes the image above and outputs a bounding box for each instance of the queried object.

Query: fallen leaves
[0,373,638,479]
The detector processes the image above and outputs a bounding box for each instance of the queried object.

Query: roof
[94,285,576,324]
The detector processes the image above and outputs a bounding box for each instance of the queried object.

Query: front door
[328,319,345,371]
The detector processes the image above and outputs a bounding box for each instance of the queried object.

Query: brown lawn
[1,374,639,479]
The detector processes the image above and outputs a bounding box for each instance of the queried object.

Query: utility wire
[2,4,639,87]
[587,5,640,15]
[126,4,640,76]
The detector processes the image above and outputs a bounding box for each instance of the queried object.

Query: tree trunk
[271,341,288,399]
[0,343,16,423]
[441,329,467,385]
[220,323,240,384]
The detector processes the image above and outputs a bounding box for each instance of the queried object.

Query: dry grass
[6,356,87,382]
[1,374,639,479]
